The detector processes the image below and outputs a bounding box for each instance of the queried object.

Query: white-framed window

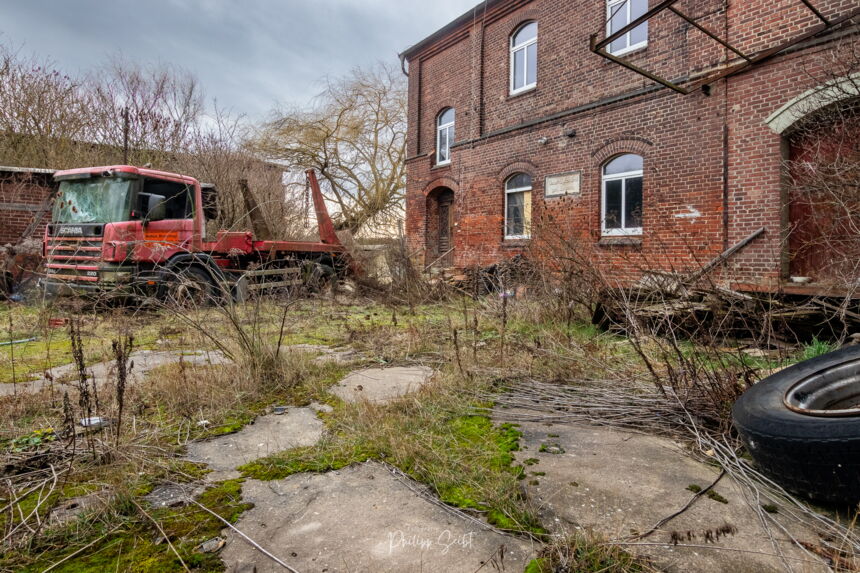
[601,154,643,236]
[607,0,648,56]
[436,108,455,165]
[505,173,532,239]
[510,22,537,95]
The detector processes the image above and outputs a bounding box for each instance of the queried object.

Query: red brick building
[401,0,860,293]
[0,166,56,245]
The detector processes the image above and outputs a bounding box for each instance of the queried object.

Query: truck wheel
[165,266,214,307]
[732,345,860,504]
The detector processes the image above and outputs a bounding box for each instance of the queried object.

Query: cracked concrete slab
[507,416,827,573]
[0,349,229,396]
[331,366,433,403]
[221,462,534,573]
[185,407,325,480]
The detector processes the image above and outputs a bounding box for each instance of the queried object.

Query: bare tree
[88,58,204,167]
[249,63,406,235]
[0,46,94,168]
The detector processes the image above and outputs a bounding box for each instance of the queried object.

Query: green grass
[525,532,650,572]
[800,336,837,361]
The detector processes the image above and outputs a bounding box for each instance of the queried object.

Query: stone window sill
[598,236,642,247]
[508,86,537,100]
[502,238,531,248]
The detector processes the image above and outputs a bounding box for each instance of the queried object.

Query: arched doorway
[425,187,455,269]
[784,98,860,283]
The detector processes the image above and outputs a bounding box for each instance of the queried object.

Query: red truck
[42,165,352,301]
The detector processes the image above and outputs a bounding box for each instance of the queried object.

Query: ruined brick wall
[0,171,55,246]
[404,0,858,289]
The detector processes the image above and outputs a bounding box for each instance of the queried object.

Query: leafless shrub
[110,335,133,448]
[783,36,860,294]
[522,215,784,431]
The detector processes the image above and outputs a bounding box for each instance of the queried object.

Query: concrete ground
[507,415,827,573]
[0,348,229,396]
[221,462,535,573]
[185,405,327,480]
[281,343,362,364]
[331,366,434,403]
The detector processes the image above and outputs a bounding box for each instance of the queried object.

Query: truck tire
[732,345,860,504]
[165,266,214,307]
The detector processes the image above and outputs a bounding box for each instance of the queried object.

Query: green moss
[686,484,702,493]
[539,443,565,454]
[523,458,540,466]
[201,416,252,438]
[761,503,779,514]
[706,490,728,504]
[524,557,552,573]
[487,509,523,531]
[239,444,377,480]
[9,479,252,573]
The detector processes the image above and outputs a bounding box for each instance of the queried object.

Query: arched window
[607,0,648,56]
[510,22,537,94]
[436,108,455,165]
[602,154,643,236]
[505,173,532,239]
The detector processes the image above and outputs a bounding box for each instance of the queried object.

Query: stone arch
[766,73,860,134]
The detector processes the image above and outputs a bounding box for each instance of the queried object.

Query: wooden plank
[247,279,304,291]
[245,267,301,277]
[687,227,765,283]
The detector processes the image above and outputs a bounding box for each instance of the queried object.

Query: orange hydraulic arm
[305,169,340,246]
[304,169,363,276]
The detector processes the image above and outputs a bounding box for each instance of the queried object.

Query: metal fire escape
[589,0,860,95]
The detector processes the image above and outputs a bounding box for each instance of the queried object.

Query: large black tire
[164,266,214,307]
[732,345,860,504]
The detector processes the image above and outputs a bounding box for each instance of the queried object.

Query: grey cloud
[0,0,478,118]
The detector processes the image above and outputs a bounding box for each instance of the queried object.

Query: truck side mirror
[139,193,167,223]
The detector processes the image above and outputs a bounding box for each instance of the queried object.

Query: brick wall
[0,171,56,245]
[404,0,859,289]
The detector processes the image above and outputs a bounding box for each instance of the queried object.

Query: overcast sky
[0,0,478,119]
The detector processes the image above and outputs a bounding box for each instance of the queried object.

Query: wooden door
[438,198,453,267]
[787,114,860,282]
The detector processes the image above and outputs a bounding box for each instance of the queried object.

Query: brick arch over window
[505,10,541,35]
[590,137,653,167]
[496,160,538,184]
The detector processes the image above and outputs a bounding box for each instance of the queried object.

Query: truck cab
[44,165,204,296]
